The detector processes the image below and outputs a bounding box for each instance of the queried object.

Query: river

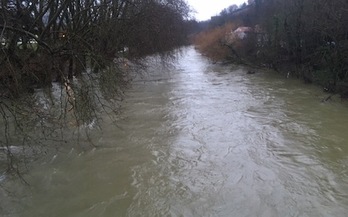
[1,47,348,217]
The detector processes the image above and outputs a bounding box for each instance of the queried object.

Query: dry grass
[193,22,240,61]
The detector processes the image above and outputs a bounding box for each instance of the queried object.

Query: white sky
[187,0,247,21]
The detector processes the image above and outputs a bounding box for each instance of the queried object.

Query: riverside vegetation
[2,0,348,183]
[192,0,348,98]
[0,0,193,180]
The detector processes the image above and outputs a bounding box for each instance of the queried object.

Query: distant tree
[228,5,239,13]
[193,22,242,61]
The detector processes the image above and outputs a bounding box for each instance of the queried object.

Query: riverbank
[195,45,348,102]
[1,47,348,216]
[190,0,348,101]
[253,61,348,100]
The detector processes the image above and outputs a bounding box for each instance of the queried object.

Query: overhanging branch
[0,24,53,54]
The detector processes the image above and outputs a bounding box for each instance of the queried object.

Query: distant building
[224,24,268,47]
[234,27,253,39]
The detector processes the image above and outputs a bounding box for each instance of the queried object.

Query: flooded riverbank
[1,47,348,217]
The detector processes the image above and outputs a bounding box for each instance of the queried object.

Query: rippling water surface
[2,47,348,217]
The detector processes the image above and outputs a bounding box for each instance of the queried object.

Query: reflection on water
[1,47,348,217]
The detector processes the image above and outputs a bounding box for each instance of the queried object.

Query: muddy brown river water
[1,47,348,217]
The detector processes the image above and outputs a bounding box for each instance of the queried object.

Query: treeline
[0,0,191,176]
[193,0,348,94]
[0,0,191,98]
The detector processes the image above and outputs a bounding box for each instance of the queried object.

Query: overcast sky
[187,0,247,21]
